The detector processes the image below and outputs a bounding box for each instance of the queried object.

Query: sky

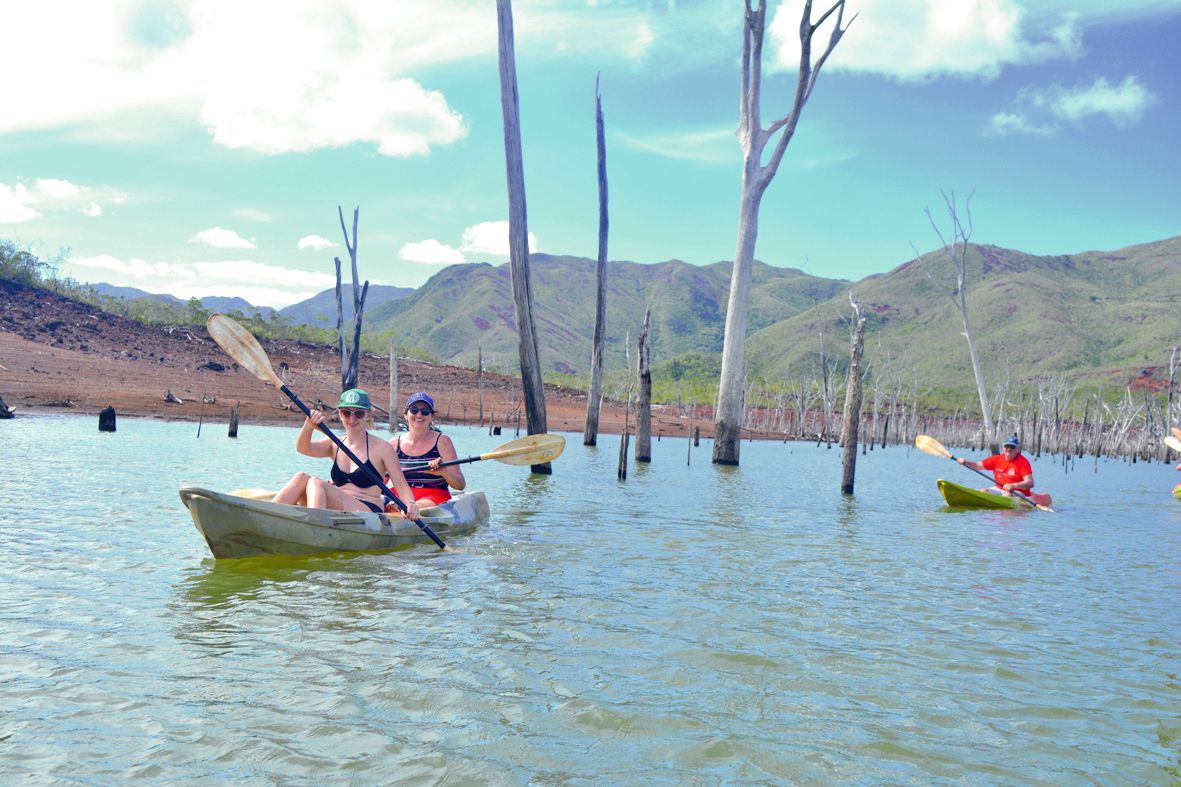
[2,0,1180,309]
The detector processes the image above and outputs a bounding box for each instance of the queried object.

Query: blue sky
[2,0,1179,308]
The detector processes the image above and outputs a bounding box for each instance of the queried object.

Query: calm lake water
[2,414,1180,784]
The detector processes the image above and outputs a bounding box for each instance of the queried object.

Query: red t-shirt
[981,453,1034,495]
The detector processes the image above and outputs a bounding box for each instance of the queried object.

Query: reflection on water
[2,415,1181,783]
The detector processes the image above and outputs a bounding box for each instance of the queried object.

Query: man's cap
[337,388,372,410]
[1002,434,1020,448]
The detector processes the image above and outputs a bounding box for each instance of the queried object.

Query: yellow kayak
[938,479,1029,510]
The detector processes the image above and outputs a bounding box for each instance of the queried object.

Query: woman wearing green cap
[271,388,420,519]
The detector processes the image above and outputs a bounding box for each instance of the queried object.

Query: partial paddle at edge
[206,313,450,549]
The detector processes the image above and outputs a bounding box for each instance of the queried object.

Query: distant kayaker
[957,434,1052,507]
[271,388,420,519]
[389,391,466,506]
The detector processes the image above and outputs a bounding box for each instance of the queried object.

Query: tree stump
[0,395,15,419]
[99,406,117,432]
[228,402,240,438]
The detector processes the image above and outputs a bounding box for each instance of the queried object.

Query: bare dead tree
[713,0,854,465]
[497,0,550,474]
[922,190,995,452]
[584,75,610,447]
[636,308,652,462]
[840,294,867,493]
[334,205,368,392]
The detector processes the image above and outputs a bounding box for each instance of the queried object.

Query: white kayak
[179,486,489,559]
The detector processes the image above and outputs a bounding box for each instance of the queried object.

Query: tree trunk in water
[959,290,995,452]
[840,314,867,494]
[228,402,240,438]
[334,256,346,389]
[388,340,397,433]
[636,308,652,462]
[496,0,550,474]
[584,78,609,447]
[714,190,761,465]
[336,206,364,392]
[712,0,850,465]
[478,342,485,427]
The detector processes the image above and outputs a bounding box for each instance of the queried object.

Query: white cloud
[1050,76,1156,126]
[189,226,256,249]
[400,239,465,265]
[0,178,125,224]
[67,253,340,308]
[616,127,738,164]
[70,253,197,281]
[0,184,40,223]
[986,111,1053,136]
[461,221,538,257]
[0,1,677,154]
[769,0,1082,81]
[298,235,336,251]
[987,75,1156,135]
[235,207,275,222]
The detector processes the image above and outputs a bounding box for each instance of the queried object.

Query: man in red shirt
[958,435,1052,507]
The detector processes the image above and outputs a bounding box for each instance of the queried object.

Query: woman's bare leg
[305,477,375,512]
[272,472,311,506]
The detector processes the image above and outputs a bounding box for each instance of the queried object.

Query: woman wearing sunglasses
[389,391,465,506]
[272,388,420,519]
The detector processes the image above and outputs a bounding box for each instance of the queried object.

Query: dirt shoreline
[0,280,814,441]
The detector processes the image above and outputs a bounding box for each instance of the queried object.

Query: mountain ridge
[82,235,1181,396]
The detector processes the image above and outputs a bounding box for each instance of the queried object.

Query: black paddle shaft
[400,454,484,470]
[281,385,447,549]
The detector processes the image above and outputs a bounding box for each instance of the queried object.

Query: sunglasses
[407,406,433,416]
[338,409,367,419]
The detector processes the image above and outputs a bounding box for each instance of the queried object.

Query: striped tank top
[395,434,449,490]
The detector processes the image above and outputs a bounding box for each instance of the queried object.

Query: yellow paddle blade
[1165,435,1181,453]
[914,434,952,459]
[488,433,566,466]
[207,313,283,388]
[229,488,278,501]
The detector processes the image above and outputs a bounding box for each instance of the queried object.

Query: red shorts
[410,486,452,506]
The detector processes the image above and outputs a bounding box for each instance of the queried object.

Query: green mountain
[364,254,849,376]
[745,236,1181,396]
[280,283,414,328]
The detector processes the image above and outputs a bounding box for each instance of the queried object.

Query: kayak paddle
[914,434,1053,512]
[206,313,449,550]
[1172,427,1181,442]
[399,433,566,470]
[1164,435,1181,453]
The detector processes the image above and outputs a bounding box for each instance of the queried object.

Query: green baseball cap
[336,388,372,410]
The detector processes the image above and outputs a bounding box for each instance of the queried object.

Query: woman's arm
[296,410,334,458]
[374,441,420,519]
[428,435,466,490]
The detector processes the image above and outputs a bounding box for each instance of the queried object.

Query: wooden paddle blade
[914,434,952,459]
[1164,435,1181,453]
[207,314,283,388]
[488,433,566,466]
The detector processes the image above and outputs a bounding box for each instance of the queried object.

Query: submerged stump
[99,406,117,432]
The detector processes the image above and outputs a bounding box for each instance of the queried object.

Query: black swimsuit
[330,434,384,513]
